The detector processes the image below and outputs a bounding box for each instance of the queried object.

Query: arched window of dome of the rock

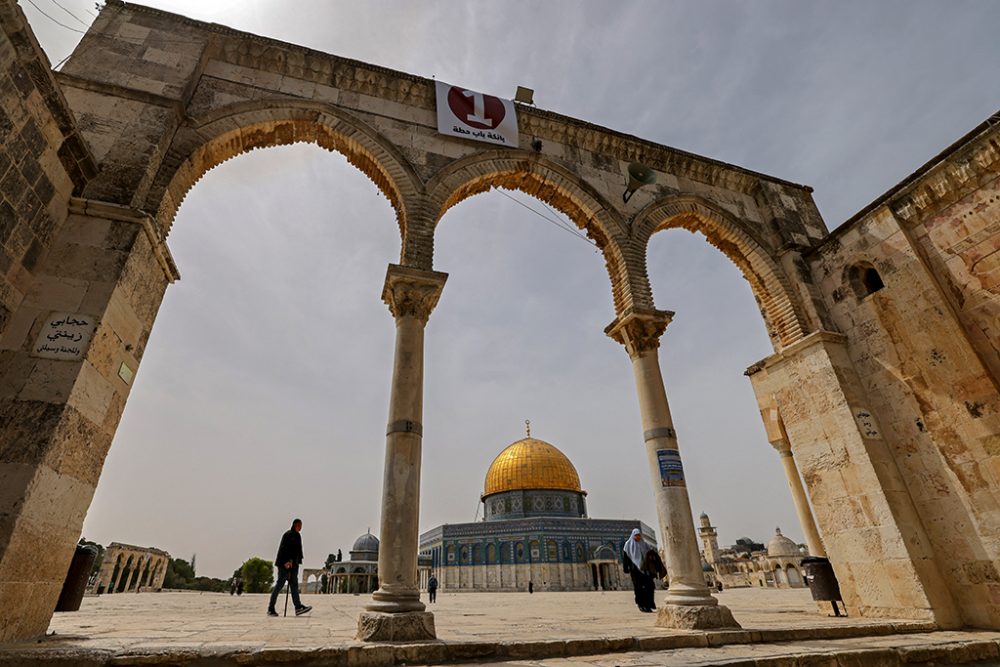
[644,227,804,550]
[425,185,643,537]
[81,144,399,579]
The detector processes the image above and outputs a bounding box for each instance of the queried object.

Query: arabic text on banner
[435,80,519,147]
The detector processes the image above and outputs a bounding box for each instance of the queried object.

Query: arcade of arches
[2,0,1000,643]
[89,543,169,595]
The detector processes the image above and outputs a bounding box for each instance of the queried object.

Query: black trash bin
[800,556,845,617]
[55,545,98,612]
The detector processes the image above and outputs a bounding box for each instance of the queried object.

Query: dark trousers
[428,588,437,603]
[629,568,655,610]
[268,564,302,612]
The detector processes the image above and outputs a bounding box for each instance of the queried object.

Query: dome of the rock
[483,437,583,497]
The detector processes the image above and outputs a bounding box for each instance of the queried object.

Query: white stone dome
[766,528,800,557]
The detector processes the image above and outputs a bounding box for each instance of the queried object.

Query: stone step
[4,624,990,667]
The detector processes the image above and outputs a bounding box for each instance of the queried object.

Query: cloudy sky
[21,1,1000,579]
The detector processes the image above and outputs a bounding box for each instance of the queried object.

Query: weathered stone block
[355,611,435,642]
[656,603,741,630]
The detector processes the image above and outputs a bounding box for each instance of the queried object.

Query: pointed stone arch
[632,195,809,348]
[425,151,641,315]
[141,100,424,261]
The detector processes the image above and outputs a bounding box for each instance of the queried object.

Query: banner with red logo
[435,81,519,147]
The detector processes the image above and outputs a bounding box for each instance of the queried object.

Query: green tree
[188,576,228,592]
[163,558,196,589]
[240,557,274,594]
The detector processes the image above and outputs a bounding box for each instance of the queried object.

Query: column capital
[759,406,792,452]
[605,308,674,358]
[381,264,448,323]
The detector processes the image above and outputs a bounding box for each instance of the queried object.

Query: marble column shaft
[777,447,827,557]
[607,309,739,628]
[367,264,447,615]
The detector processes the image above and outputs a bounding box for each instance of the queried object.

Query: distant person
[528,581,534,594]
[716,581,723,593]
[267,519,312,617]
[623,529,655,613]
[427,574,438,603]
[236,578,244,596]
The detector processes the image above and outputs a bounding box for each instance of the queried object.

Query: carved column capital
[760,406,792,453]
[381,264,448,323]
[604,308,674,358]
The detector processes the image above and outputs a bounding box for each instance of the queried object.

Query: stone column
[760,407,826,557]
[606,309,740,629]
[358,264,446,642]
[156,557,167,589]
[108,557,124,594]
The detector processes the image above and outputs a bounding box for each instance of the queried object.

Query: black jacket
[275,529,303,568]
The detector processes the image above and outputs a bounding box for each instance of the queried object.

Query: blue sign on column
[656,449,685,487]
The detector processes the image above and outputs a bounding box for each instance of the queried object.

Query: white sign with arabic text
[435,80,519,147]
[32,312,97,361]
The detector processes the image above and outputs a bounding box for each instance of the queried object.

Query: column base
[655,603,741,630]
[366,587,426,613]
[357,611,436,641]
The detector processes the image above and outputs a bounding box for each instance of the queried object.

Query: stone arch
[142,100,424,260]
[425,151,639,315]
[632,195,810,349]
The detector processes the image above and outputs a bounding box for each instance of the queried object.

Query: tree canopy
[240,557,274,594]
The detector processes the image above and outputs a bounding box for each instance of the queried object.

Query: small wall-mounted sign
[435,80,519,147]
[853,408,883,440]
[656,448,686,488]
[31,312,97,361]
[118,361,134,385]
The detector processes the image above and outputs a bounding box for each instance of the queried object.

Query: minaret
[698,513,720,565]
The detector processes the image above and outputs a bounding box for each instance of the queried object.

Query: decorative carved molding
[604,308,674,358]
[69,198,181,283]
[96,2,811,200]
[381,264,448,322]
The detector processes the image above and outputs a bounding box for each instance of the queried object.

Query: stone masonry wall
[803,120,1000,628]
[748,333,958,624]
[0,200,174,641]
[0,1,96,337]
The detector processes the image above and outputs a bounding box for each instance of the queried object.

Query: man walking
[427,573,438,603]
[267,519,312,617]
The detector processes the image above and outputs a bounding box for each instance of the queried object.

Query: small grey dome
[352,533,380,553]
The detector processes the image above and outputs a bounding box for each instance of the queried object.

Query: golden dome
[483,437,583,497]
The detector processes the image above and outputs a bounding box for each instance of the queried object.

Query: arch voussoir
[633,195,809,349]
[143,101,423,253]
[425,151,648,315]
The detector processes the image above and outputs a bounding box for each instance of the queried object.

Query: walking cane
[283,580,290,617]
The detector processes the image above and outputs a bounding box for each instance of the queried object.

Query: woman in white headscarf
[622,528,655,612]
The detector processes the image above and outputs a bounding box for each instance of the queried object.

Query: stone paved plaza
[39,588,894,648]
[6,587,1000,665]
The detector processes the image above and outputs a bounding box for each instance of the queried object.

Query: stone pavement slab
[0,588,955,666]
[441,631,1000,666]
